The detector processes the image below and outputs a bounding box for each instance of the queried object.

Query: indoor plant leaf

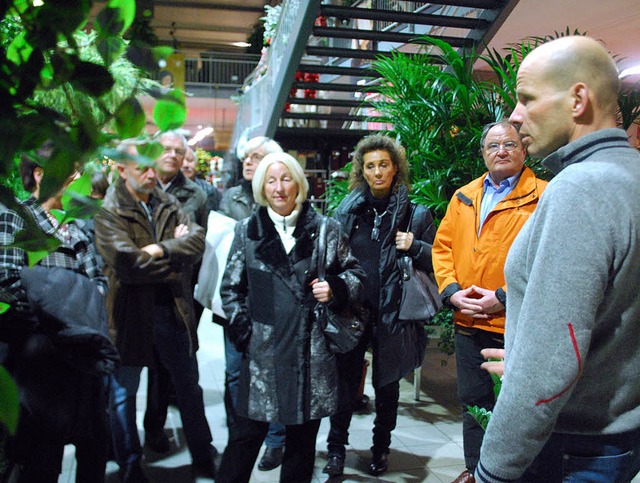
[0,366,19,435]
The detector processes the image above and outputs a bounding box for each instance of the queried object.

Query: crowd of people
[1,35,640,483]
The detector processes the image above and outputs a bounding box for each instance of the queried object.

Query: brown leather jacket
[95,178,204,366]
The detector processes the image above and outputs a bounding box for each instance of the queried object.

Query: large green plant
[0,0,187,448]
[370,37,508,220]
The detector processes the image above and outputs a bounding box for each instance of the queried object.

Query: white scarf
[267,205,300,254]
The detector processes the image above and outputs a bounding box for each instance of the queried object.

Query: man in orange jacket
[432,120,547,483]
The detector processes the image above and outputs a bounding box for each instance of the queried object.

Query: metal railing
[184,53,260,87]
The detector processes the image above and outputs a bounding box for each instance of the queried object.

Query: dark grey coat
[220,201,364,424]
[335,184,435,388]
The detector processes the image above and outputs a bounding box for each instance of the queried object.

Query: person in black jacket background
[323,135,436,477]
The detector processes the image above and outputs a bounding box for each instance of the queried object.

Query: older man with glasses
[143,130,209,456]
[432,120,548,483]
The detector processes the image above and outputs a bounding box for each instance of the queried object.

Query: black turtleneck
[349,189,392,312]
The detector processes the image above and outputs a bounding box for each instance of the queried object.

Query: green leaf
[0,303,10,314]
[59,171,92,218]
[39,150,76,202]
[125,41,157,71]
[12,228,61,254]
[0,366,19,435]
[0,116,22,178]
[10,0,29,14]
[137,141,163,163]
[71,61,115,97]
[60,191,102,222]
[37,0,91,36]
[40,62,54,87]
[101,145,157,168]
[97,36,126,67]
[49,208,67,225]
[467,405,491,431]
[153,46,175,62]
[153,89,186,131]
[107,0,136,34]
[64,171,92,197]
[115,97,146,139]
[95,7,125,38]
[7,31,33,65]
[27,250,53,267]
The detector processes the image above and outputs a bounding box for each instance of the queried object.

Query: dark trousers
[143,363,170,435]
[144,300,205,435]
[8,334,109,483]
[454,328,504,471]
[217,416,321,483]
[110,305,213,467]
[327,334,399,457]
[519,427,640,482]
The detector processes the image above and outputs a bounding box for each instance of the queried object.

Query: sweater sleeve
[476,178,612,481]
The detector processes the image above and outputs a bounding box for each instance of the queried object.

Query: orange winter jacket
[432,166,547,333]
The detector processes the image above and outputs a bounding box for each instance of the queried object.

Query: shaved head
[510,36,620,158]
[522,36,620,114]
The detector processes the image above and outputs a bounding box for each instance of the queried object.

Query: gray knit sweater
[476,129,640,481]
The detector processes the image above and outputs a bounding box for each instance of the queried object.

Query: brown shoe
[452,469,476,483]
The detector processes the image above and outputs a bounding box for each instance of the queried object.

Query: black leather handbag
[398,204,442,323]
[314,216,366,353]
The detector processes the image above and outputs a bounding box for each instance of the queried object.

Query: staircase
[228,0,520,185]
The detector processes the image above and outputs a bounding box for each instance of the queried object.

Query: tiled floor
[59,309,640,482]
[59,311,466,482]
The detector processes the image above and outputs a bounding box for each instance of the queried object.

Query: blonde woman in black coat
[217,152,365,483]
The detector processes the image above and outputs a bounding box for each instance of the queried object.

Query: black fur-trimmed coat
[220,201,364,425]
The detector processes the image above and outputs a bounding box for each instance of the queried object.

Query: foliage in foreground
[0,0,188,440]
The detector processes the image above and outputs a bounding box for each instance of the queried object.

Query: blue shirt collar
[484,170,523,193]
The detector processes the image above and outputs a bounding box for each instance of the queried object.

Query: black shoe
[369,451,389,476]
[323,454,345,476]
[258,446,284,471]
[192,445,218,479]
[145,430,171,454]
[119,461,149,482]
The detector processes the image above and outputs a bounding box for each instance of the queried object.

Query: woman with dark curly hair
[323,134,436,477]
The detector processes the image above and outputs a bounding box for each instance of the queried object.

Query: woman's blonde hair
[252,152,309,207]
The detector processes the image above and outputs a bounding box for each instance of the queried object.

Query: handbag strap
[403,202,416,233]
[317,216,329,283]
[399,203,416,281]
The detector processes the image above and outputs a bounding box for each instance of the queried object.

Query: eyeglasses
[371,209,387,241]
[484,141,520,153]
[163,146,186,157]
[245,153,265,163]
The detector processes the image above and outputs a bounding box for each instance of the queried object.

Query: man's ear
[115,163,127,179]
[33,166,44,186]
[571,82,591,119]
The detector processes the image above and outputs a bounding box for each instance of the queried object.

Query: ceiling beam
[153,1,265,13]
[153,23,254,35]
